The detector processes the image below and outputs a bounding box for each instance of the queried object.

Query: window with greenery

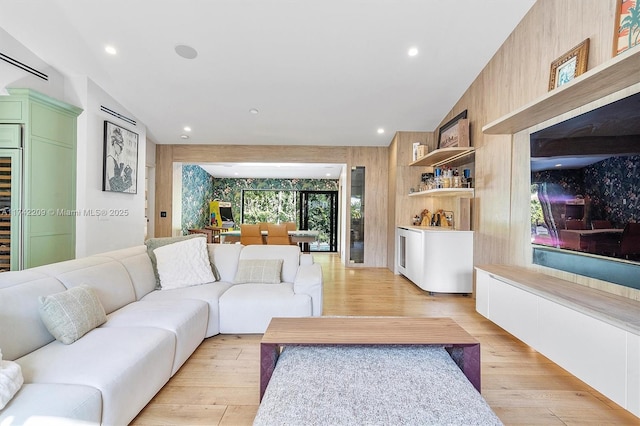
[242,190,298,224]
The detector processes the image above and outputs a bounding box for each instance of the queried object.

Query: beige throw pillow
[38,285,106,344]
[234,259,284,284]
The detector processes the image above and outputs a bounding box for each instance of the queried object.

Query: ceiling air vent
[100,105,136,126]
[0,52,48,81]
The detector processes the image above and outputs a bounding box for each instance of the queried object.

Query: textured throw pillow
[38,285,106,344]
[154,237,216,289]
[145,234,219,288]
[234,259,284,284]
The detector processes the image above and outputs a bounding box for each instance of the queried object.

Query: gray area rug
[254,345,502,426]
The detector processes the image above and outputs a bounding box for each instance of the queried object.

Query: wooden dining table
[220,229,319,246]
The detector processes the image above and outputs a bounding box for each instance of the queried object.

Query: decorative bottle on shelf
[463,169,472,188]
[442,168,452,188]
[434,168,443,189]
[453,168,461,188]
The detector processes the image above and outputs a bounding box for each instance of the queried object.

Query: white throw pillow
[234,259,284,284]
[154,237,216,289]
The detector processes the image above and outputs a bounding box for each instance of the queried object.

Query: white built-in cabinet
[476,265,640,418]
[397,226,473,294]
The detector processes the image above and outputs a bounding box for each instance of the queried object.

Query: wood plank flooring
[131,253,639,425]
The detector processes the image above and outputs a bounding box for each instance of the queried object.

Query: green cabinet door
[1,89,82,269]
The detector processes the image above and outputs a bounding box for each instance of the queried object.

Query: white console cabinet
[397,226,473,294]
[476,265,640,418]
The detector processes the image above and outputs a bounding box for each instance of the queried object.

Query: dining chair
[283,222,297,231]
[266,223,291,245]
[205,226,222,243]
[258,222,269,232]
[240,224,264,245]
[187,228,212,243]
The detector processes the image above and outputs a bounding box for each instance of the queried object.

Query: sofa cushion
[96,245,157,300]
[141,282,233,337]
[0,277,65,360]
[234,259,283,284]
[0,383,102,425]
[207,244,243,282]
[35,257,137,315]
[38,285,107,344]
[16,327,175,426]
[219,283,312,333]
[103,299,208,375]
[154,237,216,289]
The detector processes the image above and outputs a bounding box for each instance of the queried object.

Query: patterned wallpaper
[181,165,215,234]
[532,154,640,228]
[584,155,640,225]
[181,166,339,233]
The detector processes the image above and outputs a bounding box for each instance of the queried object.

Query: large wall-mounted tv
[529,91,640,289]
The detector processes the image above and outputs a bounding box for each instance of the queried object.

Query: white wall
[73,78,147,255]
[1,28,148,257]
[0,28,67,101]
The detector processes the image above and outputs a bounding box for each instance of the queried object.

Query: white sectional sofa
[0,238,323,425]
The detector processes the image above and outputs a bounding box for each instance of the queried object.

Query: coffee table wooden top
[262,316,478,346]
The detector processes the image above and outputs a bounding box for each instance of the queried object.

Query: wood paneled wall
[387,132,431,271]
[434,0,639,299]
[154,144,389,267]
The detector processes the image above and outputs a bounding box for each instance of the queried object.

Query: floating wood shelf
[410,147,475,167]
[409,188,474,198]
[483,47,640,135]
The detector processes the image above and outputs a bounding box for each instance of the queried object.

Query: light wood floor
[131,253,638,425]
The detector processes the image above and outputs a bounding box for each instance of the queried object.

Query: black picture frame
[437,110,468,149]
[102,121,138,193]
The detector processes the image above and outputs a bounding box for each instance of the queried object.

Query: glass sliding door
[300,191,338,252]
[350,167,365,263]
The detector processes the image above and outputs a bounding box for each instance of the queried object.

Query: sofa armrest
[293,263,323,316]
[299,253,314,266]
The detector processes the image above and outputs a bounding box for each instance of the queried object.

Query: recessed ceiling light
[184,126,191,132]
[249,108,259,114]
[408,47,418,57]
[555,163,562,167]
[326,173,331,177]
[175,44,198,59]
[105,45,117,55]
[377,128,385,134]
[180,134,189,140]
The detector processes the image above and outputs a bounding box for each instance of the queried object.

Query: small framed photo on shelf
[102,121,138,194]
[613,0,640,56]
[548,38,590,91]
[437,110,469,149]
[412,142,420,161]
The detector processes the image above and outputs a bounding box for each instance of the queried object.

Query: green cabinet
[0,89,82,269]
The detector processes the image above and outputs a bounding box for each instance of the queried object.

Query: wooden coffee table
[260,316,480,400]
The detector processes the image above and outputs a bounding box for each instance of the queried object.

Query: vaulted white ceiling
[0,0,536,150]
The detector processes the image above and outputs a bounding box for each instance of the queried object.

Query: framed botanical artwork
[102,121,138,193]
[613,0,640,56]
[437,110,469,149]
[548,39,590,91]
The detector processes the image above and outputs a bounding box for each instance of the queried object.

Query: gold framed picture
[548,38,590,91]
